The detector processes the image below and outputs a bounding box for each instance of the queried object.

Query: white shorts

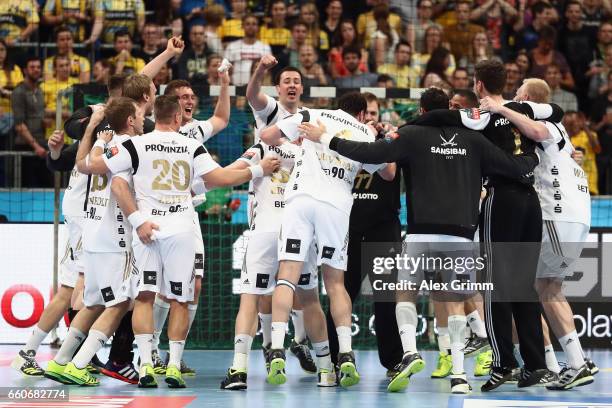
[82,250,133,307]
[278,196,349,270]
[131,232,196,302]
[193,212,205,278]
[59,216,85,288]
[537,220,589,279]
[240,231,318,295]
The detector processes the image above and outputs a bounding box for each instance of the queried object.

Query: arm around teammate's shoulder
[328,127,414,164]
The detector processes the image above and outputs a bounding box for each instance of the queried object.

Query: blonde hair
[522,78,551,103]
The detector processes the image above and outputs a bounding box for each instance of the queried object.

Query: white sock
[513,343,523,366]
[187,303,198,335]
[232,334,253,370]
[54,327,85,365]
[135,334,153,367]
[336,326,352,353]
[291,310,306,343]
[153,297,170,352]
[312,340,333,370]
[168,340,185,368]
[259,313,272,346]
[72,330,107,369]
[559,331,584,370]
[466,310,487,338]
[544,344,560,373]
[271,322,287,350]
[448,315,467,375]
[437,327,450,355]
[23,325,48,353]
[396,302,418,354]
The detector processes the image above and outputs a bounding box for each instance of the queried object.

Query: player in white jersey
[84,95,279,389]
[482,79,595,390]
[247,55,317,373]
[260,92,395,388]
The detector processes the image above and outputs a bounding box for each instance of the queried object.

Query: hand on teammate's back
[137,220,160,244]
[97,130,113,143]
[298,119,327,142]
[479,96,502,113]
[260,156,281,175]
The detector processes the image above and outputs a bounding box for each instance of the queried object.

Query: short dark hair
[565,0,582,10]
[164,79,192,96]
[108,73,127,94]
[154,95,181,123]
[105,97,136,132]
[291,21,307,30]
[532,1,553,16]
[362,92,378,104]
[453,67,469,77]
[114,30,132,42]
[420,88,449,112]
[24,56,41,67]
[474,59,506,95]
[242,13,259,23]
[53,54,70,68]
[395,40,412,52]
[377,74,394,83]
[54,25,73,41]
[451,89,479,108]
[337,92,367,117]
[342,45,361,59]
[273,66,303,85]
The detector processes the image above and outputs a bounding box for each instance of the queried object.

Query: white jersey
[238,141,300,233]
[277,109,382,214]
[62,166,88,218]
[224,40,272,86]
[534,121,591,226]
[178,119,214,144]
[103,130,220,238]
[251,95,300,143]
[82,134,133,252]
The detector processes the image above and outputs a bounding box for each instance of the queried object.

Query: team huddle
[10,37,597,394]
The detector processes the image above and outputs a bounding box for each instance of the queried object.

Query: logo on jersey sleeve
[170,281,183,296]
[256,273,270,288]
[322,246,336,259]
[286,239,301,254]
[101,287,115,302]
[298,274,311,285]
[465,108,480,119]
[144,271,157,285]
[105,146,119,159]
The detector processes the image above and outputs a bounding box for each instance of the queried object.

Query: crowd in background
[0,0,610,194]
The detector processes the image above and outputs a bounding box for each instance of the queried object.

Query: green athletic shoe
[387,352,425,392]
[431,352,453,378]
[474,350,492,377]
[165,364,186,388]
[338,351,360,388]
[12,350,44,376]
[152,350,167,375]
[63,362,100,386]
[44,360,76,385]
[138,364,158,388]
[266,349,287,385]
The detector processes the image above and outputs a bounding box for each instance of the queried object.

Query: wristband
[249,164,264,179]
[128,211,147,230]
[320,133,332,147]
[93,139,106,150]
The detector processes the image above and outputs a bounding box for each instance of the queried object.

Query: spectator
[565,111,601,195]
[153,63,172,88]
[582,0,612,37]
[502,61,521,99]
[357,0,402,49]
[458,31,501,77]
[44,26,90,83]
[377,41,421,88]
[322,0,343,42]
[451,67,470,89]
[203,54,223,86]
[0,0,39,46]
[42,55,78,136]
[406,0,442,54]
[219,0,247,45]
[370,3,401,67]
[133,22,163,64]
[413,26,456,78]
[91,59,112,86]
[449,88,479,109]
[590,71,612,194]
[259,0,291,58]
[175,24,210,81]
[0,40,23,137]
[442,1,485,62]
[589,45,612,99]
[515,49,530,79]
[593,22,612,61]
[42,0,92,42]
[528,26,574,89]
[328,19,368,79]
[515,1,554,52]
[300,3,330,56]
[201,5,224,54]
[108,31,146,75]
[544,63,578,112]
[280,21,309,69]
[180,0,207,32]
[375,73,402,124]
[334,46,378,87]
[421,46,452,87]
[224,15,272,86]
[298,44,329,87]
[469,0,518,58]
[85,0,145,45]
[11,57,52,187]
[154,0,183,39]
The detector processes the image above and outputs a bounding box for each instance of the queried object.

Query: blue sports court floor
[1,346,611,407]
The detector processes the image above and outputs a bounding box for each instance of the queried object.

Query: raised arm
[480,97,550,141]
[208,70,231,135]
[140,36,185,79]
[47,131,79,171]
[75,110,109,174]
[246,54,277,111]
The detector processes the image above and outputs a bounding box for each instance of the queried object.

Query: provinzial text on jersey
[320,112,369,135]
[145,144,189,153]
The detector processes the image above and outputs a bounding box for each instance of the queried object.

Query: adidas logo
[469,317,476,322]
[560,262,568,269]
[566,338,574,345]
[98,338,106,347]
[235,339,244,344]
[243,279,250,284]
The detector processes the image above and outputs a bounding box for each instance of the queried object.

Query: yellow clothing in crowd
[571,130,599,195]
[357,10,402,48]
[0,0,40,43]
[44,53,91,82]
[0,65,24,113]
[94,0,145,44]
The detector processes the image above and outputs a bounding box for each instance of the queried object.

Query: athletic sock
[336,326,352,353]
[271,322,287,350]
[135,334,153,367]
[513,343,524,366]
[232,334,253,371]
[23,325,48,354]
[312,340,333,370]
[187,303,198,336]
[448,315,467,375]
[437,327,451,355]
[168,340,185,369]
[291,309,306,343]
[152,297,170,352]
[466,310,487,338]
[544,344,560,373]
[396,302,418,354]
[72,330,107,369]
[259,313,272,346]
[54,327,85,365]
[559,331,584,370]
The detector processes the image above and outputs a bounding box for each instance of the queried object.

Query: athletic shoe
[317,367,337,387]
[463,335,490,357]
[537,369,559,387]
[431,352,452,378]
[165,364,186,388]
[11,350,44,376]
[152,350,167,375]
[338,351,360,388]
[474,350,492,377]
[508,367,521,384]
[266,349,287,385]
[220,368,247,390]
[387,352,425,392]
[138,364,158,388]
[547,365,594,390]
[450,373,472,394]
[88,354,104,374]
[481,367,515,392]
[100,361,139,384]
[585,358,599,376]
[262,343,271,373]
[44,360,76,385]
[386,368,399,378]
[289,338,317,374]
[63,362,100,386]
[517,368,551,388]
[163,353,195,376]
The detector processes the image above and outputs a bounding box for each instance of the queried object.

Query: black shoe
[262,343,271,373]
[289,338,317,374]
[387,352,425,392]
[450,373,472,394]
[517,368,551,388]
[463,335,490,357]
[481,367,515,392]
[547,365,594,391]
[386,368,399,378]
[266,349,287,385]
[220,368,247,390]
[337,351,360,388]
[585,357,599,376]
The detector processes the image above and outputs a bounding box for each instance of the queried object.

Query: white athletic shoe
[450,373,472,394]
[317,368,337,387]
